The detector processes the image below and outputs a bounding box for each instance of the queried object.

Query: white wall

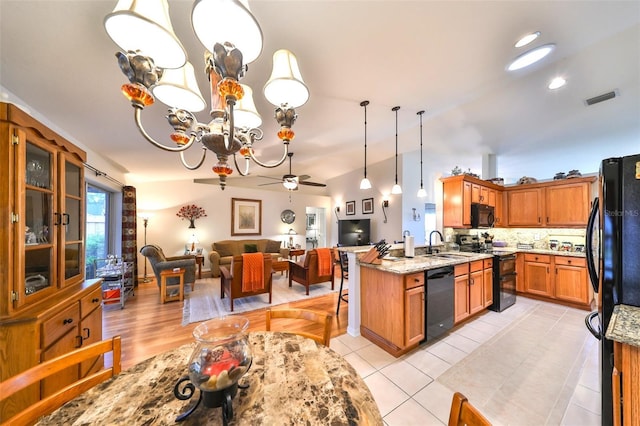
[133,180,331,273]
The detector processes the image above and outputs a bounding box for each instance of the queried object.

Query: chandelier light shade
[104,0,186,69]
[391,106,402,195]
[104,0,308,190]
[152,62,206,112]
[417,110,427,198]
[264,49,309,109]
[191,0,263,64]
[359,100,372,190]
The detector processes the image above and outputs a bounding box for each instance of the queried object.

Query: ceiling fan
[258,152,326,189]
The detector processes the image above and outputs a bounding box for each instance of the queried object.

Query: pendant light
[391,106,402,194]
[359,100,372,189]
[417,110,427,198]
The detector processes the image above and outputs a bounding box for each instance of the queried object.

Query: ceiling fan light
[104,0,186,69]
[507,43,555,71]
[417,187,427,198]
[283,178,298,190]
[360,178,372,190]
[152,61,206,111]
[191,0,263,64]
[391,184,402,195]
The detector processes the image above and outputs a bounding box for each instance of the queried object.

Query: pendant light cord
[361,101,369,178]
[418,110,425,188]
[392,106,400,185]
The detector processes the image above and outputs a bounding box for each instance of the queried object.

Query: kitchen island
[338,246,492,356]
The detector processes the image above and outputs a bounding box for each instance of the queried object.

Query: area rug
[182,275,339,325]
[437,302,593,425]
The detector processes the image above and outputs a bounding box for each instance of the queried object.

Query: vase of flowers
[177,204,207,228]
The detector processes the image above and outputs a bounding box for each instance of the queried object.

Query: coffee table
[288,248,305,261]
[272,257,290,277]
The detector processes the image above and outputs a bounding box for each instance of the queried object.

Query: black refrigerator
[585,154,640,426]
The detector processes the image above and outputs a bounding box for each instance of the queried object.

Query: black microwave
[471,203,495,228]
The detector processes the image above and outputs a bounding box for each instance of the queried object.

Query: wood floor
[103,274,349,370]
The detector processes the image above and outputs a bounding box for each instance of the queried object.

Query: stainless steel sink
[431,253,472,260]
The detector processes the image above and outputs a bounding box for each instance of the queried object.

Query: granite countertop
[360,252,493,274]
[37,332,382,425]
[605,304,640,347]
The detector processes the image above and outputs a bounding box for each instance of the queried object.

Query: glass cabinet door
[23,142,54,297]
[60,156,84,285]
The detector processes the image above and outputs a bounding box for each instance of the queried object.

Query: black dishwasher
[424,266,455,342]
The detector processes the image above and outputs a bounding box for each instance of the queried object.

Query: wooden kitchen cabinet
[360,267,424,356]
[507,187,544,226]
[523,254,553,297]
[454,261,491,324]
[483,258,494,308]
[613,341,640,426]
[545,182,592,226]
[554,256,589,305]
[442,175,503,228]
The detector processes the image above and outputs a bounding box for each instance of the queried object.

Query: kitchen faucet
[428,230,444,254]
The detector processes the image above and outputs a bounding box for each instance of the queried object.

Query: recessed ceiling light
[548,77,566,90]
[515,31,541,48]
[507,43,556,71]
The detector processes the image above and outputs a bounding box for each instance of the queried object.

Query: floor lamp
[139,214,151,282]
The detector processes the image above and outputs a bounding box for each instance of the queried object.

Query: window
[85,184,109,278]
[424,203,437,240]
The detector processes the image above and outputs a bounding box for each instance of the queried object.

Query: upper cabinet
[442,175,504,228]
[1,102,87,317]
[442,175,595,229]
[505,178,595,228]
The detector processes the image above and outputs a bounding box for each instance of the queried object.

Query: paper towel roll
[404,236,415,258]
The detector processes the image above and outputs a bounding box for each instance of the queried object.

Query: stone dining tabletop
[36,331,383,425]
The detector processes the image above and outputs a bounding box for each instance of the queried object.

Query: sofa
[209,239,289,277]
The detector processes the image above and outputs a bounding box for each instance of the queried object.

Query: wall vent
[584,90,618,106]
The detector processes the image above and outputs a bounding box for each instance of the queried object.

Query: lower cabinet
[613,341,640,426]
[455,260,493,324]
[520,253,593,309]
[360,267,424,356]
[0,280,102,420]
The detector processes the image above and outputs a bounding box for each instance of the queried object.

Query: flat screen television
[338,219,371,246]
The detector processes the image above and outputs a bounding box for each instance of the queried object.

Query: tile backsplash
[445,227,586,251]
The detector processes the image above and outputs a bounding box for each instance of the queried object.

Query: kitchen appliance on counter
[585,154,640,426]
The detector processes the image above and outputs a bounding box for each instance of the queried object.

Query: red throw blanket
[317,248,332,276]
[242,253,264,292]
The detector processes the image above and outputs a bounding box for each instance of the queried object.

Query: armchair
[140,245,196,289]
[289,248,335,295]
[220,254,273,311]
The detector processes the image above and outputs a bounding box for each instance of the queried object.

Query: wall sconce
[334,206,340,223]
[382,200,389,223]
[412,208,421,221]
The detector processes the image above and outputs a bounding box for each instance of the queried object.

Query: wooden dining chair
[265,308,333,346]
[0,336,122,426]
[448,391,492,426]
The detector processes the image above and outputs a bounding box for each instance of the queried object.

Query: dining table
[36,331,383,425]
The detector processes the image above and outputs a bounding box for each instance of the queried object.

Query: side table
[159,268,184,304]
[289,248,305,262]
[195,255,204,279]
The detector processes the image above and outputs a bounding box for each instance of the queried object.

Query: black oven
[489,252,516,312]
[471,203,495,228]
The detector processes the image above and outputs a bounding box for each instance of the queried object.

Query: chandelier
[104,0,309,189]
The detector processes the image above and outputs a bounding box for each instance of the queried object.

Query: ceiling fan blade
[298,174,311,181]
[298,181,327,187]
[258,181,282,186]
[193,178,222,185]
[257,175,282,181]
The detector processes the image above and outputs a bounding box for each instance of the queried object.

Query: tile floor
[330,297,601,425]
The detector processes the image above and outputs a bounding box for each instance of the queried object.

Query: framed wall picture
[346,200,356,216]
[231,198,262,235]
[362,198,374,214]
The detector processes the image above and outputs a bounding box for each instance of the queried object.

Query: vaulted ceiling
[1,1,639,188]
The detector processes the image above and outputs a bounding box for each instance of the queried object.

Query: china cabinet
[0,102,102,420]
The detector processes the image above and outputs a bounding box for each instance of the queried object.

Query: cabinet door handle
[75,335,83,348]
[83,327,90,339]
[62,213,70,225]
[547,267,550,274]
[92,297,100,303]
[538,217,541,223]
[54,212,62,225]
[63,318,74,325]
[555,268,558,275]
